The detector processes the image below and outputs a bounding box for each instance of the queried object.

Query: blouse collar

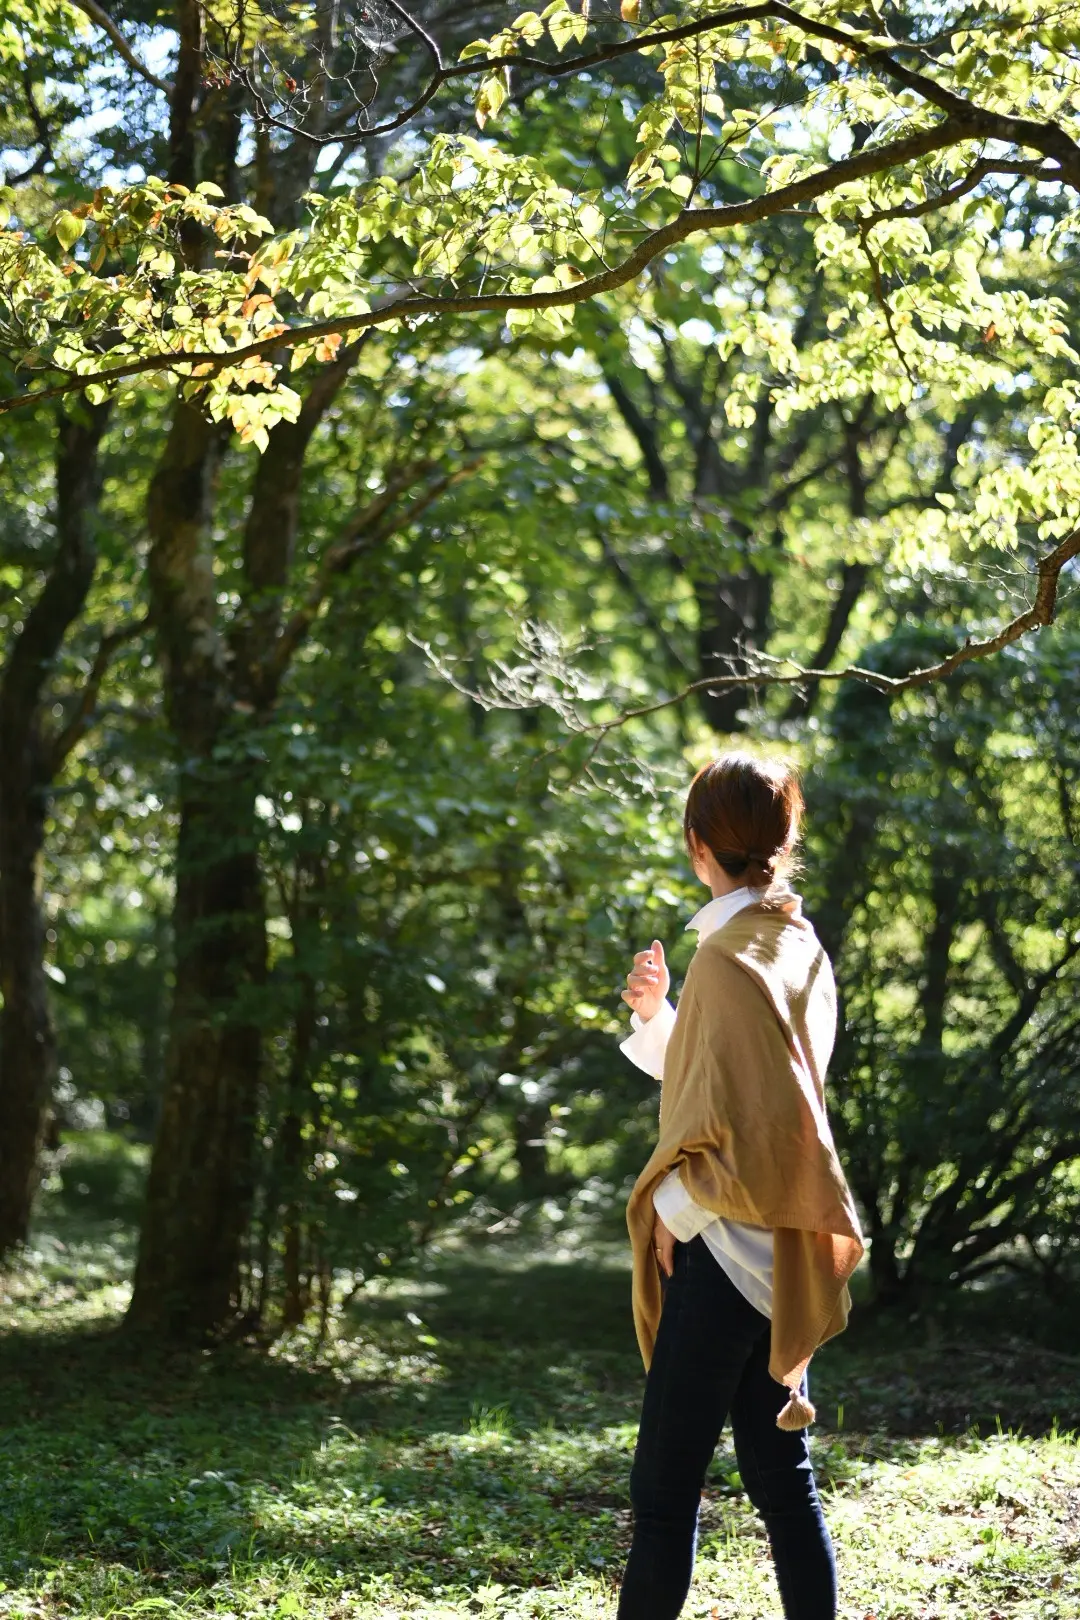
[686,880,799,944]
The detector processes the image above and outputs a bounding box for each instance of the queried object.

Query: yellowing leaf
[620,0,639,18]
[53,211,84,252]
[475,72,508,128]
[547,3,578,51]
[315,333,343,362]
[577,203,603,239]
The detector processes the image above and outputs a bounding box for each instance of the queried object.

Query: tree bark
[0,403,108,1256]
[127,351,378,1337]
[125,400,269,1337]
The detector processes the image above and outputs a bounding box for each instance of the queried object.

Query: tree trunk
[278,865,322,1328]
[689,417,776,734]
[123,2,365,1338]
[0,404,107,1257]
[513,1101,552,1201]
[126,772,268,1336]
[124,400,271,1337]
[867,1226,908,1306]
[693,569,770,733]
[127,356,360,1337]
[0,780,55,1255]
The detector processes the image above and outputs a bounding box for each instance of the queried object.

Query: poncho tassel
[776,1388,816,1431]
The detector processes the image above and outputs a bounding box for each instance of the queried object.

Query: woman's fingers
[653,1218,675,1277]
[627,970,658,992]
[622,943,667,1015]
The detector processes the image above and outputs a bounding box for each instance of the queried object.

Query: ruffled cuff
[619,997,676,1081]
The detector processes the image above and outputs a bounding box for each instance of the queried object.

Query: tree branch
[219,0,1080,194]
[268,455,480,684]
[47,613,152,772]
[68,0,173,96]
[783,561,870,721]
[0,119,973,412]
[234,1,781,144]
[233,335,370,706]
[864,157,1060,226]
[592,526,693,676]
[433,528,1080,735]
[601,368,670,500]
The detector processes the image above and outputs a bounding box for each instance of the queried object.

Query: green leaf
[544,0,583,51]
[53,211,85,252]
[512,10,545,44]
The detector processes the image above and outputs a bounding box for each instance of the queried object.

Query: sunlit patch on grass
[1,1230,1078,1618]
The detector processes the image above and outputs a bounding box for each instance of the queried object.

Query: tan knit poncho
[626,895,864,1429]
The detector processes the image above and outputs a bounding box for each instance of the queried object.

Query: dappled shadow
[2,1239,1079,1601]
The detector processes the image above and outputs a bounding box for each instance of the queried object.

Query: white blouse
[620,884,785,1319]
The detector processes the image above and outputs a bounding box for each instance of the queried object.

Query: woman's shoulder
[688,933,774,1003]
[695,909,835,1020]
[710,902,829,964]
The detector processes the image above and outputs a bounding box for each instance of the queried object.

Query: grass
[2,1207,1080,1619]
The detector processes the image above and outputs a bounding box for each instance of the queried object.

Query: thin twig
[859,222,915,383]
[419,529,1080,738]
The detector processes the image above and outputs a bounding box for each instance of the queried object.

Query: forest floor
[2,1213,1080,1620]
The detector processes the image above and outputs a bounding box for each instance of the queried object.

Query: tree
[807,623,1080,1303]
[0,398,148,1254]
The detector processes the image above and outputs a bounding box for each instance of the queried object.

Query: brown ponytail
[683,752,804,889]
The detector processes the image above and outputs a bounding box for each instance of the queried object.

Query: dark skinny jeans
[617,1235,836,1620]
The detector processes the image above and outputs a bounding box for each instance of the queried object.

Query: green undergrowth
[1,1223,1079,1620]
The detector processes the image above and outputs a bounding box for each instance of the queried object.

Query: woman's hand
[652,1213,676,1278]
[621,939,670,1023]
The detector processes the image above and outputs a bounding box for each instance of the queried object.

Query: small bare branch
[414,529,1080,747]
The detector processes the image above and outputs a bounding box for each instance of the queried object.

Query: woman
[616,752,863,1620]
